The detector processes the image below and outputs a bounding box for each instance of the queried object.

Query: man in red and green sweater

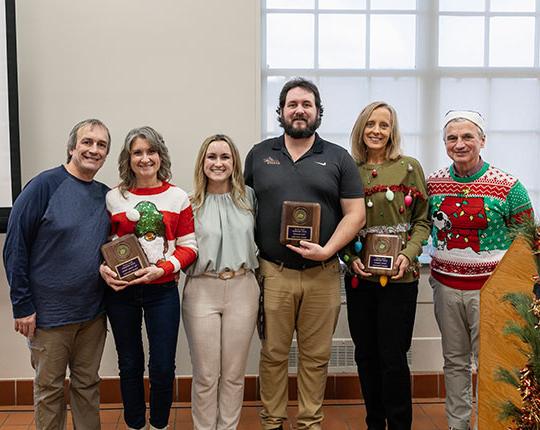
[427,110,533,430]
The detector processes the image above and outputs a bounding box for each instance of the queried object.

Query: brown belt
[201,268,249,280]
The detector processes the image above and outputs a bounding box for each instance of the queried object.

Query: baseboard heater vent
[288,338,412,372]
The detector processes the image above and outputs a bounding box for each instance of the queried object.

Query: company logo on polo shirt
[315,161,327,166]
[263,156,280,165]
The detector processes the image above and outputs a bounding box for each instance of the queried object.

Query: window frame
[261,0,540,211]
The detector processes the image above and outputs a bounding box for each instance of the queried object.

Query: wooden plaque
[279,201,321,245]
[101,234,150,281]
[361,233,401,276]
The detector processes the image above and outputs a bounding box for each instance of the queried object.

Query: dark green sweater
[343,155,430,283]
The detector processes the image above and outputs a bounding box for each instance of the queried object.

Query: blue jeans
[106,282,180,429]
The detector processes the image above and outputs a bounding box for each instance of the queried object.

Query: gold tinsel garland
[516,222,540,430]
[504,220,540,430]
[534,299,540,329]
[507,299,540,430]
[515,364,540,429]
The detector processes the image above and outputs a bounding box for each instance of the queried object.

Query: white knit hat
[443,110,486,135]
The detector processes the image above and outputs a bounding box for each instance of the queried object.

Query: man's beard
[279,115,321,139]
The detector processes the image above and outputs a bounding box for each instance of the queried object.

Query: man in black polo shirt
[245,78,365,430]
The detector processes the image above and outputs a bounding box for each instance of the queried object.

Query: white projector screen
[0,0,20,232]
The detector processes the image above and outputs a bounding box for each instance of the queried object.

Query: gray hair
[66,119,111,162]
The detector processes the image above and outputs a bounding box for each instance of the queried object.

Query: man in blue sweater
[3,119,111,430]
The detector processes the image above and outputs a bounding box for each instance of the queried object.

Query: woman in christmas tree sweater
[100,126,197,430]
[343,102,430,430]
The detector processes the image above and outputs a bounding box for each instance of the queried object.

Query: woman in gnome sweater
[100,126,198,430]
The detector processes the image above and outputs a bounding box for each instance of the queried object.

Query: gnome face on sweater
[126,201,169,264]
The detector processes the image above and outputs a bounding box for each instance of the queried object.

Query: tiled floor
[0,400,451,429]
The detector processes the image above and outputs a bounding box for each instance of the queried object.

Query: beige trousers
[258,258,341,430]
[182,272,259,430]
[28,314,107,430]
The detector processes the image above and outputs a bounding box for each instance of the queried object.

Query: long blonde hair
[350,101,402,164]
[191,134,252,213]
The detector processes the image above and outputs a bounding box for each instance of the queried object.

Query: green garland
[497,217,540,429]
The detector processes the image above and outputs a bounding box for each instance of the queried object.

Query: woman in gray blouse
[184,134,259,430]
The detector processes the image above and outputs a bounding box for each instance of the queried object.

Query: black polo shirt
[244,133,363,269]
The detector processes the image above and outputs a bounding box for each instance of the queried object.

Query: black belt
[259,252,336,271]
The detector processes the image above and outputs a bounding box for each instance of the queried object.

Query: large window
[262,0,540,212]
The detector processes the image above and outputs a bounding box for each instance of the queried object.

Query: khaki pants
[258,258,341,430]
[182,272,259,430]
[28,314,107,430]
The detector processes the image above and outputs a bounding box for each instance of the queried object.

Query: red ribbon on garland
[364,184,425,201]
